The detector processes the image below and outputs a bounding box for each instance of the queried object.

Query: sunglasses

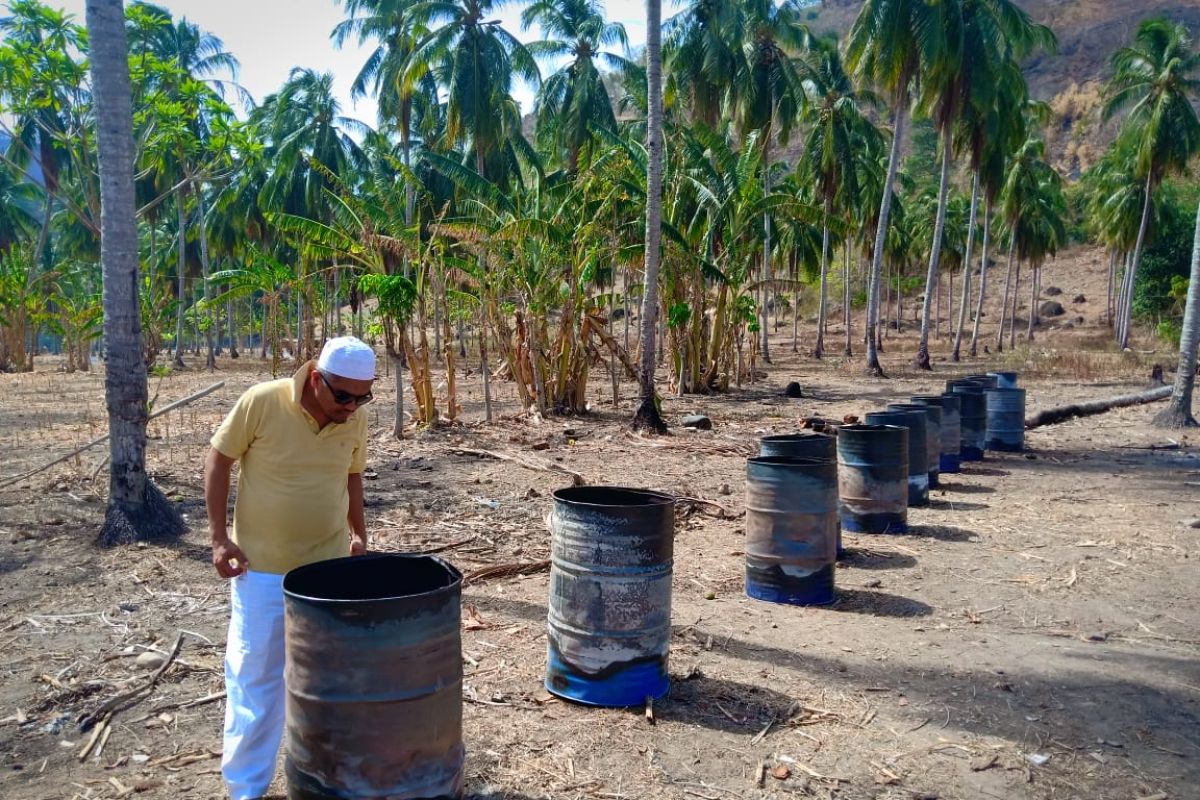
[318,370,374,407]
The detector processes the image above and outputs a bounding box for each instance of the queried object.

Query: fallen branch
[463,560,551,585]
[79,633,186,731]
[1024,385,1171,429]
[447,447,585,487]
[0,381,226,489]
[674,496,743,520]
[585,314,639,379]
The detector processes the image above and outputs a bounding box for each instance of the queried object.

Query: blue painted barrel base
[746,563,835,606]
[907,477,930,507]
[927,470,940,488]
[836,530,845,561]
[986,438,1024,452]
[287,757,464,800]
[960,446,984,461]
[840,510,908,535]
[939,454,961,473]
[545,647,669,707]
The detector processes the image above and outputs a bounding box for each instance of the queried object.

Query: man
[204,336,376,800]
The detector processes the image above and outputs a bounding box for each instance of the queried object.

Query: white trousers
[222,570,286,800]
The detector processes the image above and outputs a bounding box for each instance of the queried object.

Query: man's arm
[205,447,248,578]
[348,472,367,555]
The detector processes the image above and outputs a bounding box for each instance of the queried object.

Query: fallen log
[1025,385,1172,429]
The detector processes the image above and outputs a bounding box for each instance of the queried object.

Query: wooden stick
[79,633,186,731]
[0,381,226,488]
[447,447,585,487]
[1024,385,1171,429]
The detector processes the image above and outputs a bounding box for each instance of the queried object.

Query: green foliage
[357,272,417,323]
[1156,319,1182,348]
[1133,180,1200,318]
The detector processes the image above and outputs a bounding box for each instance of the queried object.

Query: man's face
[311,369,375,424]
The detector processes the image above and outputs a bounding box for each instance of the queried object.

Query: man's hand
[350,533,368,556]
[213,537,249,579]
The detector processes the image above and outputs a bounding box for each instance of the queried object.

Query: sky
[38,0,688,124]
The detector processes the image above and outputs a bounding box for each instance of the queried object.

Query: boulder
[784,381,803,398]
[1073,294,1086,304]
[1039,300,1065,317]
[1044,286,1063,296]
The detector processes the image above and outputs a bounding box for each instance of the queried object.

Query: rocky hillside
[807,0,1200,176]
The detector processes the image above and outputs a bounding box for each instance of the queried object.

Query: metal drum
[283,554,464,800]
[837,424,908,534]
[912,394,961,474]
[985,387,1026,451]
[745,456,838,605]
[966,373,999,390]
[888,403,941,488]
[546,486,674,707]
[864,410,929,507]
[989,371,1019,389]
[759,432,836,461]
[948,383,987,461]
[759,432,841,559]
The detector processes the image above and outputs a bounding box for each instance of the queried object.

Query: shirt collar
[292,360,315,406]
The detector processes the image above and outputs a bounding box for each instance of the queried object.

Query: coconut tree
[633,0,667,433]
[732,0,809,364]
[1103,18,1200,350]
[663,0,738,128]
[846,0,948,376]
[523,0,629,174]
[1154,197,1200,428]
[86,0,185,545]
[796,36,875,359]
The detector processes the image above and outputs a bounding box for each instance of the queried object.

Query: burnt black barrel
[888,403,941,488]
[864,410,929,506]
[546,487,674,707]
[745,456,838,605]
[283,554,464,800]
[985,387,1026,451]
[759,432,836,461]
[948,383,987,461]
[966,373,999,390]
[836,424,909,534]
[912,394,961,474]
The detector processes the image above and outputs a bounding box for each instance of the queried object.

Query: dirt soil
[1,246,1198,800]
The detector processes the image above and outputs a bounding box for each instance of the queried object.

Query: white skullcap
[317,337,376,380]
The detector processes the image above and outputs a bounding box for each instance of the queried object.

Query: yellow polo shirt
[210,361,368,575]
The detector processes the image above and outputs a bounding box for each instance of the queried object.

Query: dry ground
[0,247,1197,800]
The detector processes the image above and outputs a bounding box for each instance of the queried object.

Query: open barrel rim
[552,485,675,508]
[282,552,463,604]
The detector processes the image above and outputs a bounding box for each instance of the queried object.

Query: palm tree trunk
[914,127,952,370]
[996,236,1016,352]
[1154,198,1200,427]
[172,187,187,368]
[1008,259,1021,349]
[953,172,980,361]
[760,126,772,364]
[1116,250,1133,343]
[814,197,831,358]
[87,0,183,545]
[634,0,666,432]
[195,189,216,370]
[1027,263,1038,340]
[1105,249,1116,327]
[1119,172,1155,349]
[865,94,909,377]
[969,207,990,356]
[843,245,852,357]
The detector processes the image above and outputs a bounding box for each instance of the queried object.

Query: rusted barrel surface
[745,456,838,605]
[912,394,961,474]
[546,486,674,707]
[837,424,908,534]
[948,383,987,461]
[283,554,464,800]
[985,387,1026,451]
[989,371,1019,389]
[888,403,941,488]
[759,432,836,461]
[864,410,928,506]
